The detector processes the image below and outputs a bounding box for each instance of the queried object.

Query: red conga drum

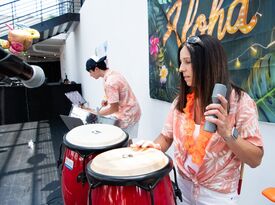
[86,147,181,205]
[61,124,128,205]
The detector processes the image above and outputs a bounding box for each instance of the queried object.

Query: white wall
[238,122,275,205]
[61,0,169,141]
[61,1,275,204]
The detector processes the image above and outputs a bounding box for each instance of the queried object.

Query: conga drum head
[87,147,173,186]
[61,124,128,205]
[64,124,128,154]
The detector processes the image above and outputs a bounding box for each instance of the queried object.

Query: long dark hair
[176,34,242,114]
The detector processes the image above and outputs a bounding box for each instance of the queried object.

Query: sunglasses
[186,36,204,47]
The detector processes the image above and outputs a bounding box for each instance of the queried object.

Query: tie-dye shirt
[161,89,263,194]
[103,69,141,128]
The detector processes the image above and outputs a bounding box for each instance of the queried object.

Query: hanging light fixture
[235,58,241,68]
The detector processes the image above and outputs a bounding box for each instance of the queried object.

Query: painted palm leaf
[243,52,275,122]
[148,0,180,102]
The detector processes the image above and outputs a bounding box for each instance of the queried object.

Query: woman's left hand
[204,94,231,138]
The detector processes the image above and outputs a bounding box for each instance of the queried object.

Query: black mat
[0,118,68,205]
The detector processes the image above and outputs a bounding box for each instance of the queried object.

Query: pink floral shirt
[103,69,141,128]
[161,90,263,193]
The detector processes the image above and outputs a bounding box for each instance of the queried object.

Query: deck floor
[0,119,68,205]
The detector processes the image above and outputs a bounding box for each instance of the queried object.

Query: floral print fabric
[161,90,263,193]
[103,69,141,129]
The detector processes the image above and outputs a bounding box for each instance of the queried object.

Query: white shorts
[122,122,139,139]
[177,175,239,205]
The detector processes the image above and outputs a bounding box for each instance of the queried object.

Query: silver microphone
[21,65,45,88]
[0,47,45,88]
[204,83,227,133]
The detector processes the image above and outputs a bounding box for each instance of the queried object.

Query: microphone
[0,47,45,88]
[204,83,227,133]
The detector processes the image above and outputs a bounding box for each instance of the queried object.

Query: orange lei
[183,92,213,165]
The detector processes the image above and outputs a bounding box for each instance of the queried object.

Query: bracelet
[223,127,239,142]
[222,135,233,142]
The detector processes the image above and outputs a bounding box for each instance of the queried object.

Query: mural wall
[148,0,275,122]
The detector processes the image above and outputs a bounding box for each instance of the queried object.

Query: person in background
[132,34,263,205]
[83,55,141,144]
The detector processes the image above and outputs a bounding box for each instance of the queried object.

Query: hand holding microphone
[204,83,227,133]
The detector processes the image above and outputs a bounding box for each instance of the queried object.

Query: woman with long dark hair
[132,34,263,205]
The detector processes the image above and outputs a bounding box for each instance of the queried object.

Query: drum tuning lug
[172,181,183,202]
[175,187,183,202]
[56,160,62,168]
[77,172,87,184]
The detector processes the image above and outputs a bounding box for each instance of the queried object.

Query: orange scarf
[183,92,213,165]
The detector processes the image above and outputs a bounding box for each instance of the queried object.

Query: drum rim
[63,132,129,154]
[86,154,173,186]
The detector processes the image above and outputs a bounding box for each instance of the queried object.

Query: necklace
[183,92,213,165]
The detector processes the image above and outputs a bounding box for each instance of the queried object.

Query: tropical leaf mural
[148,0,180,102]
[243,52,275,122]
[148,0,275,122]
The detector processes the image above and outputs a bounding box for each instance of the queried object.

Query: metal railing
[0,0,82,38]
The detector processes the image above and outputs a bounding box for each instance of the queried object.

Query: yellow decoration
[250,46,257,57]
[163,0,182,46]
[235,58,241,68]
[0,39,10,49]
[163,0,259,45]
[0,25,40,54]
[160,66,168,79]
[25,28,40,39]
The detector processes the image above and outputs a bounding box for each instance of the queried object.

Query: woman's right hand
[130,140,161,150]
